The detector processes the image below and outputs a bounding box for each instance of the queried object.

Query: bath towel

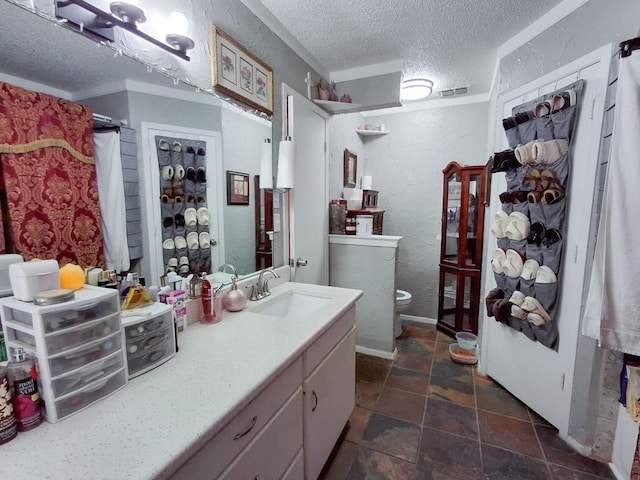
[582,51,640,354]
[93,130,130,272]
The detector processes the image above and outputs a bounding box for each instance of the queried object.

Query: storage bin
[8,259,59,302]
[0,254,23,297]
[122,302,175,378]
[0,285,127,423]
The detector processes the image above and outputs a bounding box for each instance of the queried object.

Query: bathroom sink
[250,291,331,319]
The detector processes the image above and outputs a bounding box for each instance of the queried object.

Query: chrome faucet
[218,263,237,275]
[257,268,280,299]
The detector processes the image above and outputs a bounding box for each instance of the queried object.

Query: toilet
[395,289,412,337]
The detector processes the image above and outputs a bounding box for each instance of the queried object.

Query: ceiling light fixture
[401,78,434,101]
[55,0,195,61]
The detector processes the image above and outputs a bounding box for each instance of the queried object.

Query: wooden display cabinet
[437,161,486,336]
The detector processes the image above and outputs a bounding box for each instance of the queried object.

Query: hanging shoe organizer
[156,136,211,277]
[485,79,584,350]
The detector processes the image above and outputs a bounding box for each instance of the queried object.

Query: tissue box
[165,290,187,333]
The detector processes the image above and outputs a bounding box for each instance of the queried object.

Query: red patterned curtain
[0,82,104,267]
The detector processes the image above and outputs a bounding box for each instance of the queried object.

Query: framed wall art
[227,171,250,205]
[210,24,274,116]
[343,149,358,187]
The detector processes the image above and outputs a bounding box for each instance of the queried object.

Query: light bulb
[168,11,188,35]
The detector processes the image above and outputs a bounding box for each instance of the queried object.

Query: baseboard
[356,345,398,361]
[400,314,436,325]
[561,434,593,457]
[609,462,628,480]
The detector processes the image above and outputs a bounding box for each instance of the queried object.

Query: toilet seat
[396,289,412,307]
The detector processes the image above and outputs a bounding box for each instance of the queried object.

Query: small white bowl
[455,332,478,351]
[449,343,477,365]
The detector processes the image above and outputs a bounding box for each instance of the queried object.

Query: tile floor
[319,321,614,480]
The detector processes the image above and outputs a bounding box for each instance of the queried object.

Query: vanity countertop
[1,281,362,480]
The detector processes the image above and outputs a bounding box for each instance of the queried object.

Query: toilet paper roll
[361,175,373,190]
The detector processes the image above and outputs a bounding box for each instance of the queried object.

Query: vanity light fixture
[275,136,296,191]
[55,0,195,61]
[401,78,434,101]
[259,138,273,190]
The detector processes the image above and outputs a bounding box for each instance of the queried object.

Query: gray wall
[494,0,640,459]
[341,103,489,320]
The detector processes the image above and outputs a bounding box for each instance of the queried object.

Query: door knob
[210,238,217,246]
[296,258,308,267]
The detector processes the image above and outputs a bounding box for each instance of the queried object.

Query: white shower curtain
[582,51,640,354]
[93,130,130,272]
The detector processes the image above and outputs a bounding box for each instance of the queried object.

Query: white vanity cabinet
[303,320,356,480]
[171,303,357,480]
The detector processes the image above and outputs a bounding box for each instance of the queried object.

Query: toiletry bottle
[7,348,42,431]
[222,277,247,312]
[201,274,214,324]
[0,364,17,444]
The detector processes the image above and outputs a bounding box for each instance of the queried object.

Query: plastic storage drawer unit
[121,302,176,378]
[0,285,128,423]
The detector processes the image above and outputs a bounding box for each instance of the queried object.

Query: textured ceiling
[257,0,565,94]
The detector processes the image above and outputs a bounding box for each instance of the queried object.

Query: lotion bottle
[6,348,42,431]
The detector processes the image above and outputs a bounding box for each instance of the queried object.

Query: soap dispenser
[222,276,247,312]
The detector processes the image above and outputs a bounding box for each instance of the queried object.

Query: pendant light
[259,138,273,190]
[276,136,296,190]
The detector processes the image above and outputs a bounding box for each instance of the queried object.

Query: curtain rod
[620,37,640,58]
[93,126,120,133]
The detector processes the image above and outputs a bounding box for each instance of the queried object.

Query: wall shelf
[355,129,389,136]
[313,99,362,113]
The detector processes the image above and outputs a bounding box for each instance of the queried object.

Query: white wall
[349,103,489,320]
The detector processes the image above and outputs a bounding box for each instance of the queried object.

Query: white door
[479,45,611,433]
[140,123,225,284]
[282,85,329,285]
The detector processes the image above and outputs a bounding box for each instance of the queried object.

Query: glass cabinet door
[465,173,481,268]
[442,171,462,265]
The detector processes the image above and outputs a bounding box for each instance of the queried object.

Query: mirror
[0,1,276,282]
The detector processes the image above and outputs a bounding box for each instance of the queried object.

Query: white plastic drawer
[41,296,119,333]
[125,313,172,342]
[48,331,123,378]
[8,295,119,332]
[126,325,172,356]
[43,312,121,355]
[53,368,126,421]
[127,334,175,377]
[51,351,125,398]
